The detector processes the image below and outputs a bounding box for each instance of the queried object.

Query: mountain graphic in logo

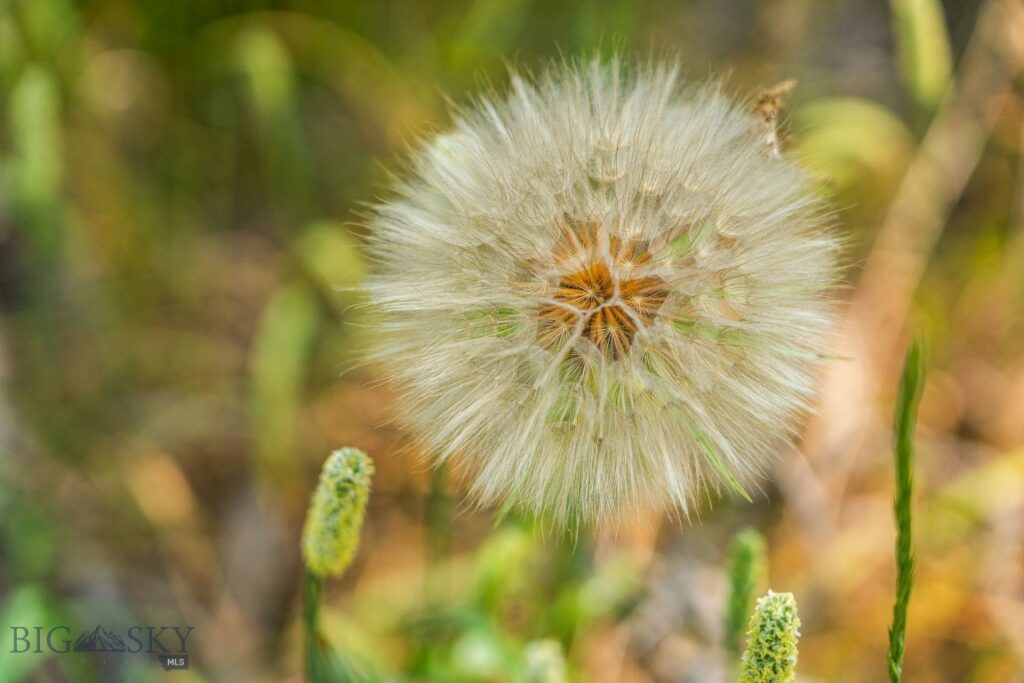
[73,625,127,653]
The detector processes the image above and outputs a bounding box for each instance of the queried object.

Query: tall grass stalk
[888,340,925,682]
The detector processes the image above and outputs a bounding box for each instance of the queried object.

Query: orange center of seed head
[539,221,668,357]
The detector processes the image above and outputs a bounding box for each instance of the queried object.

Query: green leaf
[236,24,310,218]
[295,221,367,310]
[0,586,55,682]
[449,0,533,72]
[9,66,63,222]
[794,97,914,188]
[890,0,953,110]
[249,283,321,494]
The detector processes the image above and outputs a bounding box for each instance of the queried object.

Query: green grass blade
[888,339,926,682]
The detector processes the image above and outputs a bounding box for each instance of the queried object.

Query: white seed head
[366,59,838,526]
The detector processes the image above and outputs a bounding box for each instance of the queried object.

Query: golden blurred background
[0,0,1023,681]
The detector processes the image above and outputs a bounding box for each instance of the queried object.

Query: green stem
[724,528,767,657]
[426,462,452,602]
[304,570,324,682]
[888,340,925,682]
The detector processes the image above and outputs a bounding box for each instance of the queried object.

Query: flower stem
[303,570,325,682]
[426,462,452,602]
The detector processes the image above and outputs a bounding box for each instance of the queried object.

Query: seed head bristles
[367,59,839,527]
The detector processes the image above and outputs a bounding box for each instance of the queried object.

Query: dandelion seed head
[367,59,838,526]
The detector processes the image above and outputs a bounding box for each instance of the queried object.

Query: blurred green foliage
[724,528,767,657]
[889,0,953,114]
[388,524,641,682]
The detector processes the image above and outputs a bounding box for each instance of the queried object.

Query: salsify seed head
[367,59,838,526]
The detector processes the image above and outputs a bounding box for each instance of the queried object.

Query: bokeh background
[1,0,1023,681]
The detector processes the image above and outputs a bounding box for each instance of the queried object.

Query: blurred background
[1,0,1023,681]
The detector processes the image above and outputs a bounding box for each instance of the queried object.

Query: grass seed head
[302,448,374,577]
